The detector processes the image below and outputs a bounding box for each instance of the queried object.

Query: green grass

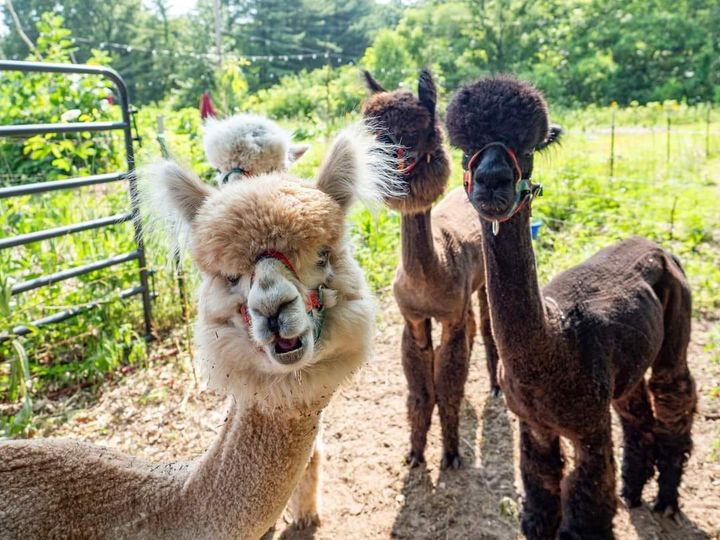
[1,104,719,435]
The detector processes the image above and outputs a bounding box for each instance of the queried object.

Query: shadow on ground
[389,396,518,539]
[628,504,710,539]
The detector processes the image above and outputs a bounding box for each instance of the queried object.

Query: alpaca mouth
[275,335,301,353]
[471,197,513,221]
[271,334,305,364]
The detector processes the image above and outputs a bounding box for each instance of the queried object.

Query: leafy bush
[0,14,120,183]
[243,65,366,123]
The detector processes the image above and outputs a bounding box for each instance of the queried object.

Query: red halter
[463,142,522,197]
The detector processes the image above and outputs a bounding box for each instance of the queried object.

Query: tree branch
[5,0,41,59]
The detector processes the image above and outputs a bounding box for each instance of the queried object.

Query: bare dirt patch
[33,298,720,539]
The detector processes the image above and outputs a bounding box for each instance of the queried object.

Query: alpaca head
[147,124,397,409]
[203,113,309,185]
[445,75,562,223]
[361,69,448,214]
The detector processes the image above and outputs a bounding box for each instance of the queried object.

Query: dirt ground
[34,297,720,539]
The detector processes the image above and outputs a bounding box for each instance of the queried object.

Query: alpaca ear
[143,160,213,226]
[362,70,386,94]
[417,68,437,117]
[315,122,403,212]
[288,144,310,163]
[536,124,563,151]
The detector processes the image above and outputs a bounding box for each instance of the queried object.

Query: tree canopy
[2,0,718,108]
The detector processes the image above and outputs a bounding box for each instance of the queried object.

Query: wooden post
[668,195,678,242]
[213,0,222,66]
[706,101,712,159]
[609,108,616,177]
[325,49,332,135]
[666,112,671,169]
[155,116,189,326]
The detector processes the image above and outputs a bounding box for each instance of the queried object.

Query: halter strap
[462,142,543,234]
[380,132,429,175]
[221,167,251,184]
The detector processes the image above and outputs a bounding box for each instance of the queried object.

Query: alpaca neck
[401,208,439,277]
[178,398,319,538]
[480,206,547,354]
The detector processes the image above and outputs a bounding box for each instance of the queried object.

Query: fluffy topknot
[446,75,550,154]
[202,114,295,181]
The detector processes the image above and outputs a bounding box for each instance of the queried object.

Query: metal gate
[0,60,153,343]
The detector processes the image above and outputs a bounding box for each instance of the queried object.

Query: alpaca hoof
[621,494,643,509]
[293,512,320,530]
[490,385,502,398]
[621,487,643,509]
[652,498,679,519]
[440,451,463,470]
[405,450,425,468]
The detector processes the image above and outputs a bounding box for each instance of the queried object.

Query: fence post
[155,116,189,325]
[666,111,672,168]
[609,108,616,177]
[706,101,712,159]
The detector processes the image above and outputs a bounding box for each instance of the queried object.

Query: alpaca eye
[316,248,330,267]
[226,275,240,287]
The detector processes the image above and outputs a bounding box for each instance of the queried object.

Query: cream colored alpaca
[0,124,397,540]
[203,112,317,527]
[203,113,308,185]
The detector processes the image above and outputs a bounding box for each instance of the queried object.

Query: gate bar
[0,285,147,344]
[0,172,126,199]
[11,251,140,295]
[0,121,127,137]
[0,212,133,250]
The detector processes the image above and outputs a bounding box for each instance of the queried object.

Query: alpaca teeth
[492,221,500,236]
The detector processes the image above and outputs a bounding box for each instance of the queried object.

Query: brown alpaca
[446,76,697,539]
[362,69,499,469]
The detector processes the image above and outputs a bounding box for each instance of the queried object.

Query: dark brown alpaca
[362,69,499,469]
[446,76,697,539]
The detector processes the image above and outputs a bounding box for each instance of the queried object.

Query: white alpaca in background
[203,113,309,185]
[0,124,398,539]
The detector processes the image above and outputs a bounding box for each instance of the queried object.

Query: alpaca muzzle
[463,142,543,235]
[239,251,326,363]
[378,131,429,175]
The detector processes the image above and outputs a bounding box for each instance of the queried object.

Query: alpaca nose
[475,147,514,190]
[267,312,281,333]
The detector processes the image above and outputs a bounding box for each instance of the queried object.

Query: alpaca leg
[434,318,470,469]
[648,275,696,516]
[466,302,477,355]
[401,318,435,467]
[612,379,655,508]
[289,434,323,528]
[519,422,563,540]
[478,285,500,396]
[559,419,616,540]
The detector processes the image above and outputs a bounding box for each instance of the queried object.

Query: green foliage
[359,0,719,106]
[244,65,366,123]
[0,14,119,183]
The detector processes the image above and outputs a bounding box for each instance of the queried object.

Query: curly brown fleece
[446,75,697,539]
[361,71,448,215]
[361,69,500,470]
